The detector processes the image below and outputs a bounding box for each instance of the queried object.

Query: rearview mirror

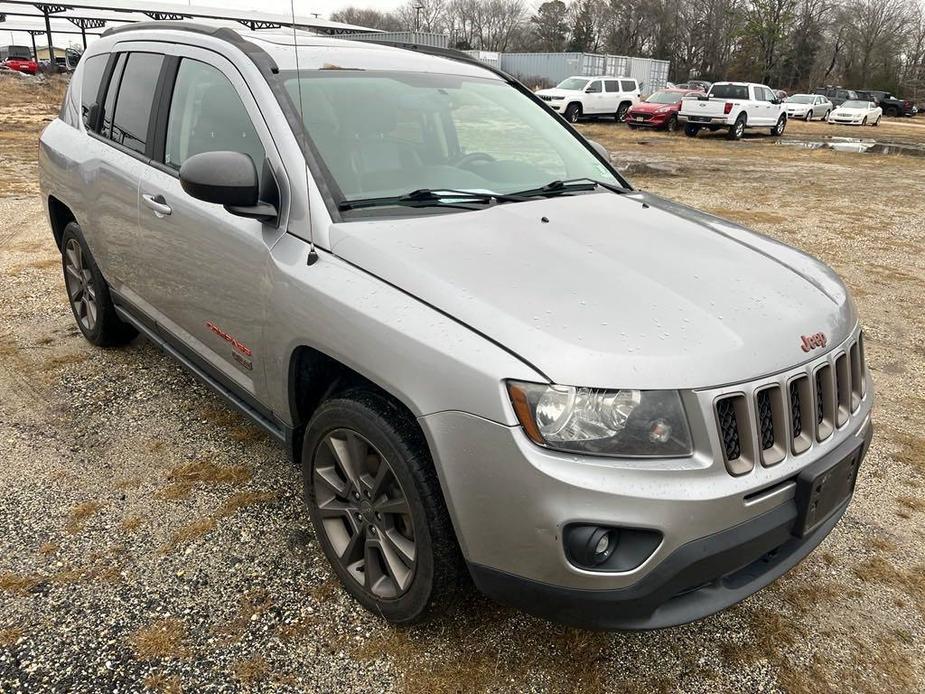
[179,151,277,222]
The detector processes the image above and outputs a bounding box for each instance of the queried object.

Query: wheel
[727,114,746,140]
[665,114,679,132]
[302,391,461,624]
[862,117,867,126]
[60,222,136,347]
[874,116,881,126]
[886,106,899,117]
[805,110,813,121]
[615,102,630,122]
[683,123,700,137]
[824,110,831,121]
[564,103,581,123]
[771,115,787,136]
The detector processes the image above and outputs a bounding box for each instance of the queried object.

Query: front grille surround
[704,329,868,476]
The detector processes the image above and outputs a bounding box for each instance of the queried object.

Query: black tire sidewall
[301,394,447,624]
[684,123,700,137]
[565,103,580,123]
[728,115,746,139]
[666,115,678,132]
[616,103,628,122]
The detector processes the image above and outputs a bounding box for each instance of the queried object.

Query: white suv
[536,76,641,123]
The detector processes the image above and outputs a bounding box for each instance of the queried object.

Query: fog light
[565,525,618,568]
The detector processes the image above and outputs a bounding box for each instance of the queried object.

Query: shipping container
[500,52,669,91]
[464,50,501,69]
[341,31,449,49]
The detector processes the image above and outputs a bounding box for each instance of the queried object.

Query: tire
[665,114,679,132]
[683,123,700,137]
[564,103,581,123]
[886,106,899,118]
[874,116,881,126]
[302,391,461,624]
[60,222,136,347]
[862,117,867,126]
[805,110,813,121]
[727,114,746,140]
[771,115,787,136]
[615,102,630,122]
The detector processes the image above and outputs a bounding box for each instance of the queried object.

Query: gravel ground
[1,76,924,693]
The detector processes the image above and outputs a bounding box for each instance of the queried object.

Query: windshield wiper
[511,178,633,199]
[338,188,525,212]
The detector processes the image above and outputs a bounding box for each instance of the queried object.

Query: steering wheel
[454,152,496,169]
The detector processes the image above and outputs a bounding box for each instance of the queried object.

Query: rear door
[603,80,621,113]
[584,80,606,114]
[134,48,288,402]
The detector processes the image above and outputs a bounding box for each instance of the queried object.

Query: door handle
[142,193,172,217]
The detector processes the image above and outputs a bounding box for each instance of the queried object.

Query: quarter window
[165,59,265,177]
[80,54,108,129]
[107,52,164,154]
[620,80,636,92]
[604,80,620,93]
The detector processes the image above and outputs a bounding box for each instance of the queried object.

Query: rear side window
[604,80,619,93]
[107,52,164,154]
[164,58,265,177]
[80,54,108,129]
[620,80,636,92]
[710,84,748,100]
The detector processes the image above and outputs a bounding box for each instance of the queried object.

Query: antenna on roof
[289,0,318,266]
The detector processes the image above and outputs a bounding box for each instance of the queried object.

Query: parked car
[40,22,874,631]
[0,44,37,75]
[536,75,641,123]
[679,81,786,139]
[854,90,917,118]
[626,88,703,131]
[828,100,882,126]
[813,86,859,107]
[784,94,833,121]
[672,79,712,92]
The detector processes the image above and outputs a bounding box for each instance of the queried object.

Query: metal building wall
[341,31,449,48]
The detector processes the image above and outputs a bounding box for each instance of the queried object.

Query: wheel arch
[47,195,77,250]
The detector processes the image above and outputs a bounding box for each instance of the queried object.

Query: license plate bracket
[794,447,861,538]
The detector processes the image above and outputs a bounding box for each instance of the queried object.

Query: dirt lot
[1,73,924,693]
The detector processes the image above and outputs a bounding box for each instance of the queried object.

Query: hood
[536,88,577,99]
[785,103,809,110]
[629,101,677,114]
[330,193,855,389]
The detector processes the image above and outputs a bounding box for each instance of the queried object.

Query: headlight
[507,381,692,457]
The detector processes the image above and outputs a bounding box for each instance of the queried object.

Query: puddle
[776,136,925,157]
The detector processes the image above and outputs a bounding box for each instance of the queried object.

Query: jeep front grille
[712,332,867,475]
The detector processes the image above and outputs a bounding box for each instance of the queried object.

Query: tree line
[332,0,925,96]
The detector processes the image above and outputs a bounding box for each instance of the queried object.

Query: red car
[2,57,39,75]
[626,89,704,131]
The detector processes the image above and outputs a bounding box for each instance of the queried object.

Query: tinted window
[109,52,163,154]
[604,80,619,93]
[80,54,108,129]
[710,84,748,100]
[620,80,636,92]
[100,53,125,140]
[165,59,265,178]
[586,81,602,93]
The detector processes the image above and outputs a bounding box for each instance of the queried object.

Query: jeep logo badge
[800,332,827,352]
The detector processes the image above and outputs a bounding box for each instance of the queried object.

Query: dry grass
[214,590,273,645]
[0,626,25,647]
[161,517,217,553]
[854,556,925,605]
[65,500,102,533]
[898,495,925,512]
[38,542,59,556]
[0,571,43,594]
[143,673,183,694]
[120,515,143,532]
[230,655,270,685]
[778,579,841,613]
[166,460,250,486]
[154,482,193,501]
[160,489,275,554]
[870,536,898,553]
[214,491,277,519]
[129,618,189,660]
[43,353,89,372]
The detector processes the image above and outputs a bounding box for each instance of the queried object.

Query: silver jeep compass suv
[39,22,873,630]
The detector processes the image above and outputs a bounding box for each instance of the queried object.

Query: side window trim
[149,55,180,163]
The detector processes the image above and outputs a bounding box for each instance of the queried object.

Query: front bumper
[627,111,671,127]
[469,422,871,630]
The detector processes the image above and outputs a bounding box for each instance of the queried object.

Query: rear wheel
[727,114,746,140]
[302,392,461,624]
[564,103,581,123]
[61,222,136,347]
[886,106,899,118]
[874,116,881,126]
[684,123,700,137]
[665,114,679,132]
[615,102,630,122]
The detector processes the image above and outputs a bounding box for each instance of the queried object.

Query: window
[620,80,636,92]
[80,53,108,129]
[107,52,164,154]
[604,80,620,93]
[100,53,125,140]
[165,59,265,178]
[586,81,602,93]
[710,84,748,100]
[761,87,776,102]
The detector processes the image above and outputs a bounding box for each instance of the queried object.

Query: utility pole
[414,3,424,31]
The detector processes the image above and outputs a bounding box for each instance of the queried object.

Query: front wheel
[805,110,813,121]
[60,222,136,347]
[862,117,868,126]
[874,116,881,126]
[771,115,787,136]
[564,103,581,123]
[302,392,461,624]
[684,123,701,137]
[727,115,746,140]
[615,102,630,122]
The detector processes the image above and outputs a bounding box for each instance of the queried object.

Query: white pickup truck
[678,82,787,140]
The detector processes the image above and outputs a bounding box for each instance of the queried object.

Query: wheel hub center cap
[360,500,375,524]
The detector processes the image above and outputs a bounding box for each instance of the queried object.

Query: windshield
[645,91,683,104]
[841,101,869,109]
[709,84,749,100]
[786,95,814,104]
[284,71,620,210]
[556,78,590,91]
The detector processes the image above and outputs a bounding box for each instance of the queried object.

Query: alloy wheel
[63,238,97,332]
[313,428,416,599]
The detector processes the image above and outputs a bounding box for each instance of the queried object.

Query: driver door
[584,80,606,114]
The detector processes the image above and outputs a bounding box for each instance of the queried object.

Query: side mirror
[588,139,610,161]
[179,151,277,222]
